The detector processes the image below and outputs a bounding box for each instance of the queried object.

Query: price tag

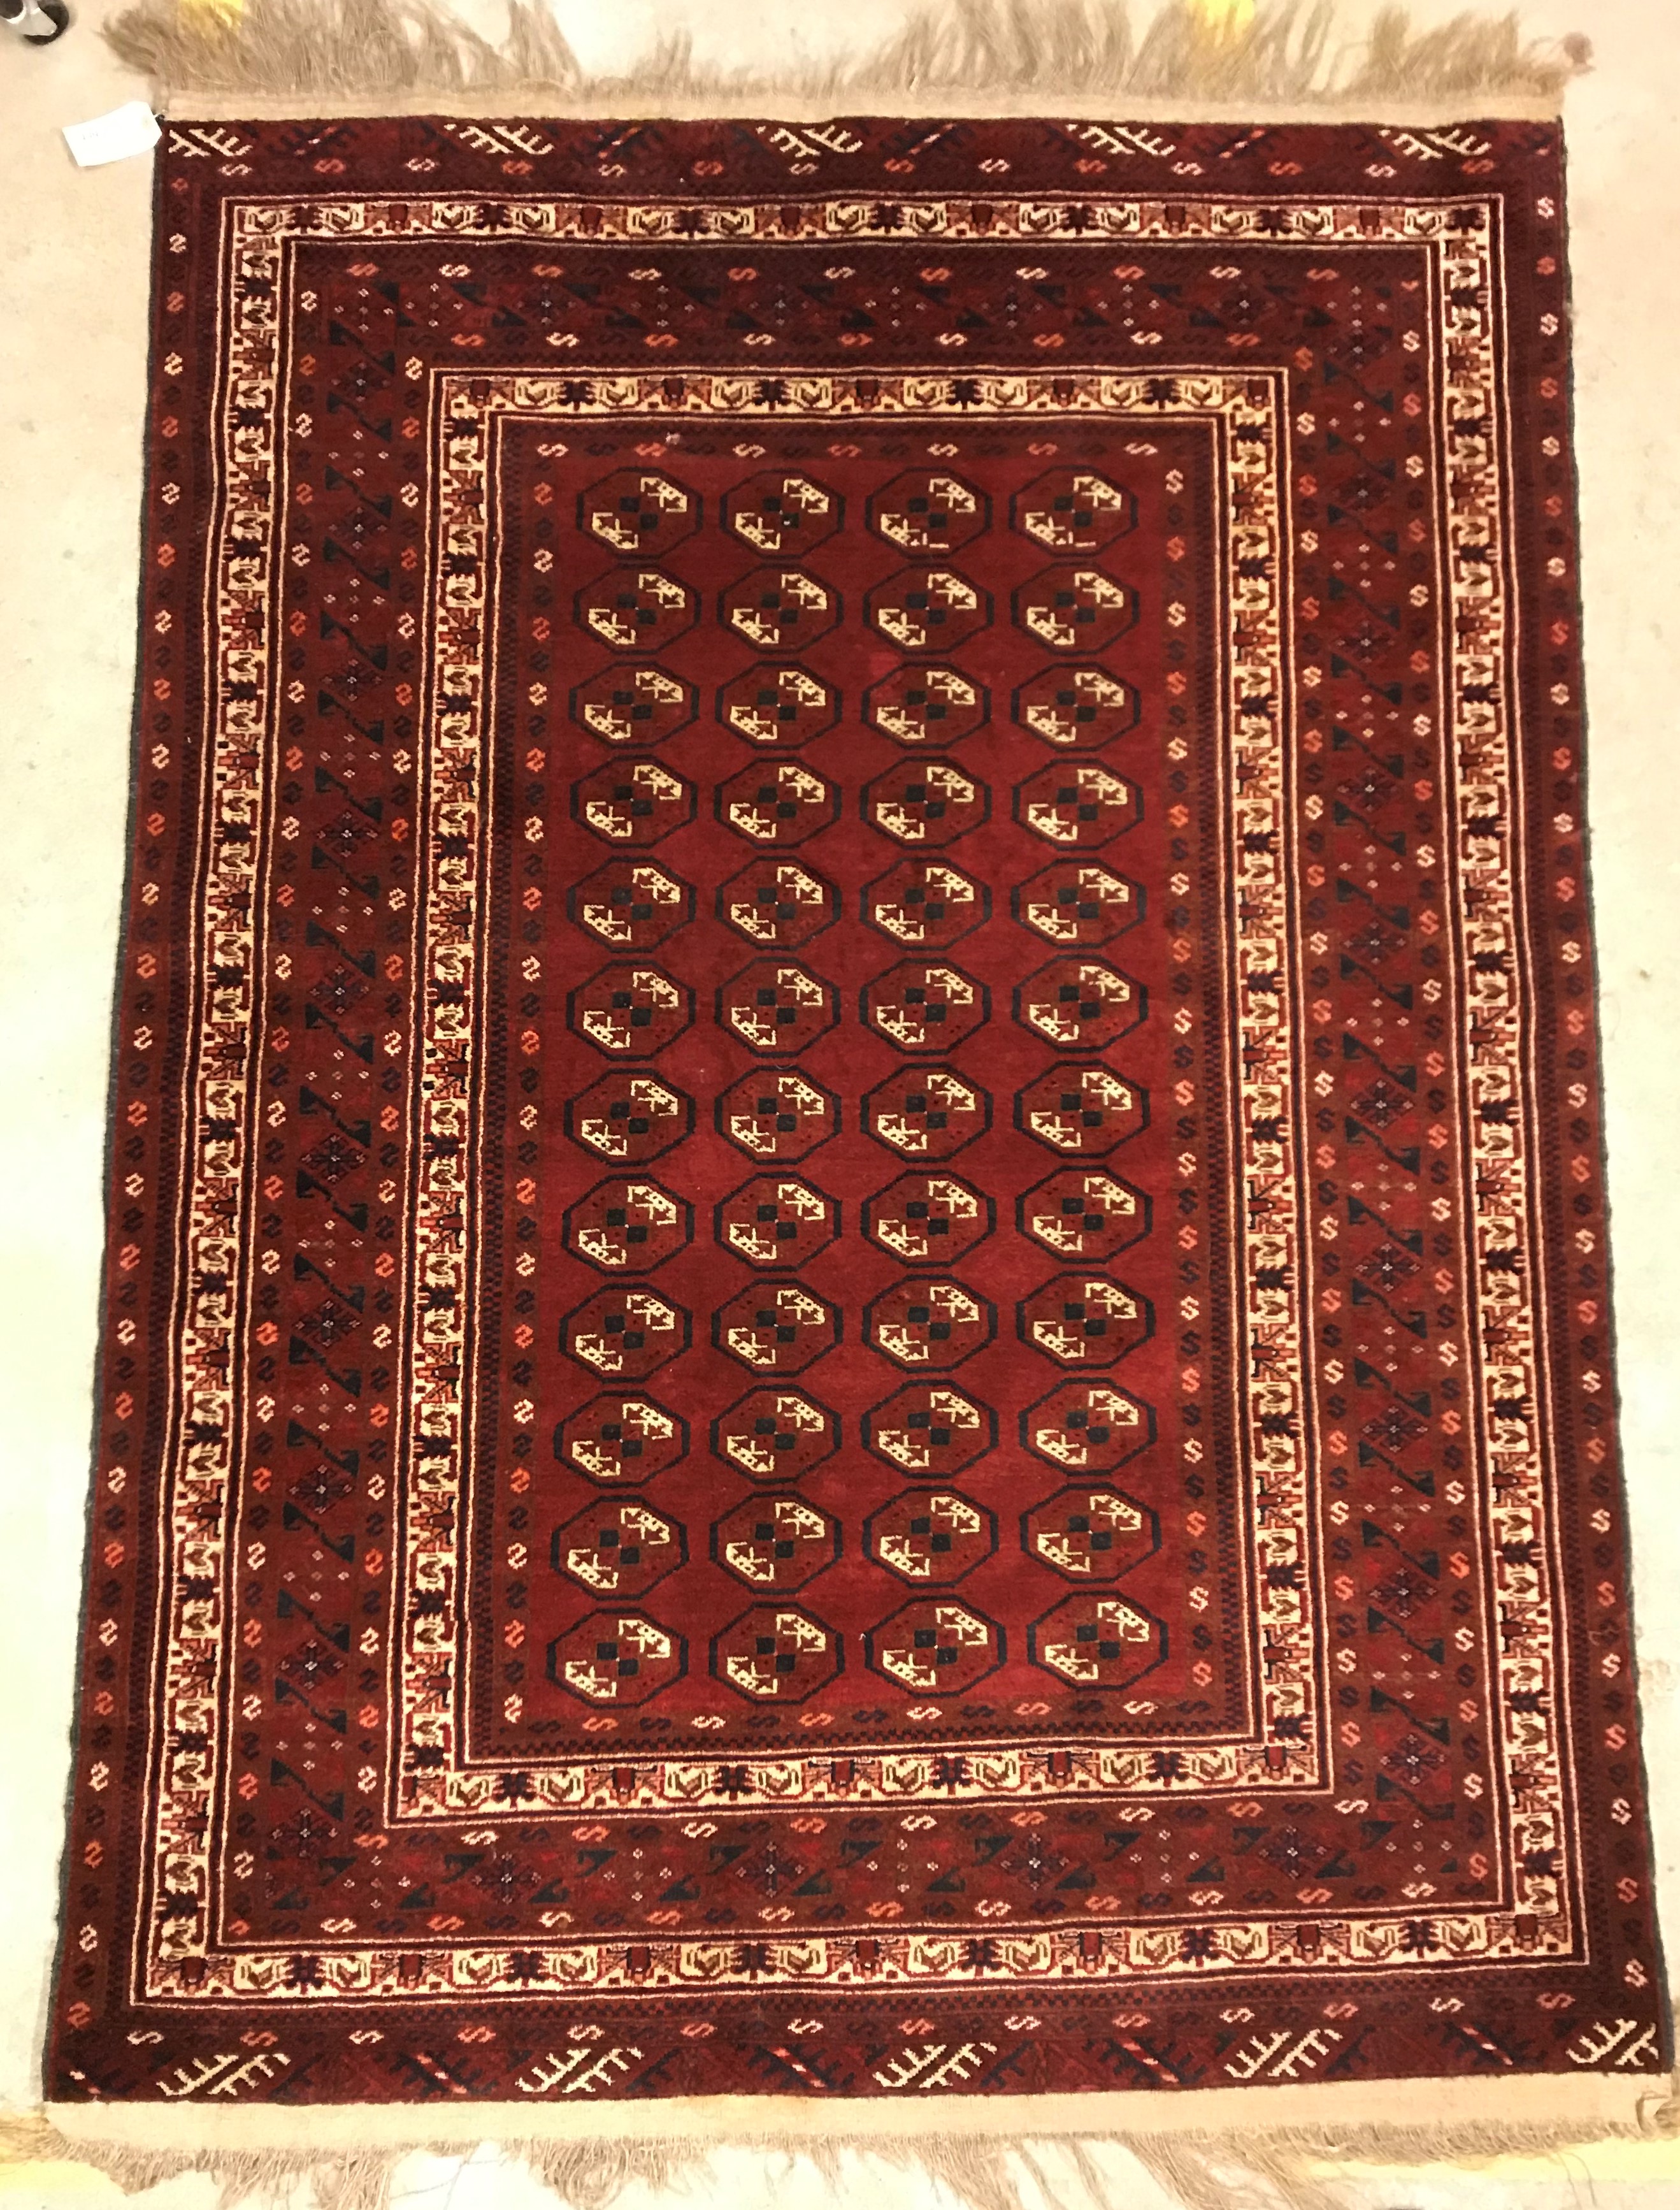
[62,101,161,168]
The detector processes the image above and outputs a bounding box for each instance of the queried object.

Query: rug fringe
[6,2103,1680,2210]
[102,0,1590,111]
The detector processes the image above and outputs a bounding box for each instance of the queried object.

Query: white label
[62,101,161,168]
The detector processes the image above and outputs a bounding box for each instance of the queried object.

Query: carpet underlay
[45,113,1665,2141]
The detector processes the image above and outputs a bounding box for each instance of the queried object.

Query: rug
[45,112,1666,2150]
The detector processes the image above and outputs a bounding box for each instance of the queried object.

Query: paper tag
[62,101,162,168]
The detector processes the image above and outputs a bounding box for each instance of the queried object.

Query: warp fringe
[102,0,1591,111]
[5,2103,1679,2210]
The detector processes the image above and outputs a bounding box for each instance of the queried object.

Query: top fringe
[102,0,1591,115]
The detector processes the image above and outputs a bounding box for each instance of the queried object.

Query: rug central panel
[459,412,1256,1773]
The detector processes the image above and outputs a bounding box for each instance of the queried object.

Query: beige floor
[2,2,1678,2204]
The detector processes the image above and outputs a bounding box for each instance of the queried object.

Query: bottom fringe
[4,2107,1678,2210]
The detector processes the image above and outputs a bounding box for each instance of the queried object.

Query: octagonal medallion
[716,758,838,846]
[866,1278,996,1371]
[571,758,696,846]
[863,857,989,948]
[562,1283,691,1378]
[712,1387,838,1484]
[568,963,693,1057]
[1030,1591,1164,1689]
[718,663,840,747]
[1021,1380,1156,1472]
[863,1064,990,1160]
[868,468,989,553]
[1014,760,1142,847]
[717,1066,840,1161]
[577,567,697,653]
[717,960,838,1054]
[563,1177,693,1272]
[861,958,989,1055]
[1018,1274,1152,1368]
[570,664,697,747]
[1014,1064,1147,1155]
[863,1172,994,1266]
[549,1611,686,1705]
[1014,957,1145,1051]
[867,566,991,654]
[569,858,693,950]
[866,1491,998,1585]
[863,758,991,848]
[714,1280,840,1374]
[1013,666,1140,749]
[863,1383,996,1479]
[712,1605,842,1701]
[712,1496,840,1589]
[866,1600,1002,1696]
[865,665,987,747]
[724,471,842,554]
[555,1392,689,1484]
[566,1070,694,1163]
[1018,1167,1150,1262]
[719,857,837,947]
[1022,1487,1158,1581]
[1011,468,1136,552]
[1014,859,1143,945]
[552,1498,686,1596]
[721,567,840,651]
[579,468,698,555]
[1013,567,1137,653]
[715,1174,840,1269]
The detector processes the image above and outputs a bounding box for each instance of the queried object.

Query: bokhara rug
[49,113,1665,2120]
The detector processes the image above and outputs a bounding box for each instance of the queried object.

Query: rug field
[46,113,1665,2117]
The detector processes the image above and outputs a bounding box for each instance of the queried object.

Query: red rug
[50,115,1664,2112]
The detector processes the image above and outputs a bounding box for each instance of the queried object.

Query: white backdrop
[1,4,1676,2199]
